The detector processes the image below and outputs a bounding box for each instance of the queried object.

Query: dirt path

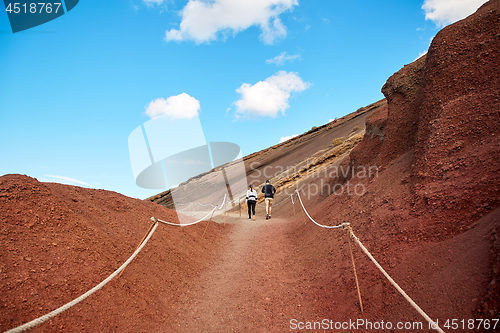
[165,217,313,332]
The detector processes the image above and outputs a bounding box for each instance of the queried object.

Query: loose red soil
[0,174,228,332]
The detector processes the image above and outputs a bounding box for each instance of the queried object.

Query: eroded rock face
[344,56,426,175]
[412,0,500,223]
[348,102,388,168]
[381,55,426,165]
[347,0,500,226]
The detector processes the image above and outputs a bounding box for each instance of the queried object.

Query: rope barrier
[271,195,290,207]
[296,189,444,333]
[154,195,227,227]
[4,221,159,333]
[255,192,293,208]
[346,229,364,313]
[295,190,344,229]
[344,224,444,333]
[4,194,230,333]
[167,195,241,210]
[6,191,445,333]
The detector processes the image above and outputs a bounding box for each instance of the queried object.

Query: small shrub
[352,126,360,132]
[311,126,317,130]
[332,138,343,147]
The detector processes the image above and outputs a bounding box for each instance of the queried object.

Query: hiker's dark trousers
[247,201,256,218]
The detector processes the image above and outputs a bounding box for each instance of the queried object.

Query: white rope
[7,192,444,333]
[154,208,214,226]
[221,195,228,209]
[296,191,444,332]
[344,224,445,333]
[197,202,216,207]
[270,195,290,207]
[176,203,193,212]
[168,194,238,209]
[154,195,227,227]
[255,193,291,208]
[4,222,159,333]
[5,194,228,332]
[295,190,344,229]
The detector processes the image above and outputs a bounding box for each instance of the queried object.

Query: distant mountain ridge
[147,98,386,207]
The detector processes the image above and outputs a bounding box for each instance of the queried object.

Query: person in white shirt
[246,184,257,220]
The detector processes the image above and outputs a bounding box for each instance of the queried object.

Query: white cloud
[266,51,301,66]
[166,0,298,44]
[143,0,165,6]
[279,134,298,143]
[414,50,428,61]
[234,71,310,118]
[43,175,92,187]
[145,93,201,119]
[422,0,488,27]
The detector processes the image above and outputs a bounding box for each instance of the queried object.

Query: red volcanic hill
[0,175,228,332]
[1,1,500,332]
[284,0,500,325]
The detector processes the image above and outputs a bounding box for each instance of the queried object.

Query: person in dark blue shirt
[261,180,276,220]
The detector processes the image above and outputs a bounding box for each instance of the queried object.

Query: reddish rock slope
[293,0,500,324]
[0,174,227,332]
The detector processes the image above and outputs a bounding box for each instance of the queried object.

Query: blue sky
[0,0,487,199]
